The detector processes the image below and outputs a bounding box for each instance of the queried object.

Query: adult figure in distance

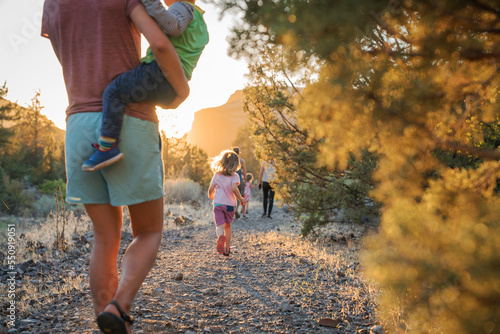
[259,160,276,219]
[232,146,246,217]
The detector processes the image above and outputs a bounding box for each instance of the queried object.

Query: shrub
[32,195,57,217]
[39,179,66,199]
[163,178,204,203]
[1,175,34,215]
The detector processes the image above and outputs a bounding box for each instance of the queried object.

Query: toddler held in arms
[208,150,246,256]
[83,0,209,172]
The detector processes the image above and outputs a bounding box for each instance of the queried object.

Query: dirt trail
[2,205,377,334]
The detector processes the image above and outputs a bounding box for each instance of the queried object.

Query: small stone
[19,319,40,325]
[202,288,218,296]
[278,302,292,312]
[173,273,184,281]
[299,259,310,265]
[319,318,339,328]
[370,325,384,334]
[174,215,195,226]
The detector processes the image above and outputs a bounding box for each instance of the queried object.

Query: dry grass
[0,211,91,263]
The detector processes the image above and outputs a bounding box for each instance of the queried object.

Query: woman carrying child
[208,150,246,256]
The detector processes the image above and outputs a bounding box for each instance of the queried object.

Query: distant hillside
[0,98,15,128]
[187,90,247,156]
[0,97,65,142]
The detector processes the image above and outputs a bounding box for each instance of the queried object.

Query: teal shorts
[65,112,164,206]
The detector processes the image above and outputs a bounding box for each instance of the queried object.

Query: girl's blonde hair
[210,149,241,176]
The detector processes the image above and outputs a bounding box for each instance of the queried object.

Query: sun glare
[157,107,192,138]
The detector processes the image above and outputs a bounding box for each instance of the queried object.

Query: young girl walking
[241,173,256,217]
[208,150,246,256]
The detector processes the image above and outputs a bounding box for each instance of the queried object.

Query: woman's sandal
[96,300,134,334]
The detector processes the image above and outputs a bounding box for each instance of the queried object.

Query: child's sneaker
[82,143,124,172]
[216,235,226,254]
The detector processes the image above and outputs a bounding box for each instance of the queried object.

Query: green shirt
[141,2,209,81]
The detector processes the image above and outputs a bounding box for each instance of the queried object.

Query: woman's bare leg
[85,203,123,316]
[101,197,163,332]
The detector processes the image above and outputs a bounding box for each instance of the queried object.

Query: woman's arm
[258,165,264,190]
[130,5,190,105]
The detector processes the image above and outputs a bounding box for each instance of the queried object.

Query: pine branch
[249,97,348,187]
[435,138,500,161]
[470,0,500,16]
[366,48,500,61]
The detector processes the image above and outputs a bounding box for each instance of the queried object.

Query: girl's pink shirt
[211,172,240,206]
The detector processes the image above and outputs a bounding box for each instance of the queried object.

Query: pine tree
[0,82,18,161]
[213,0,500,332]
[243,45,379,235]
[161,132,211,186]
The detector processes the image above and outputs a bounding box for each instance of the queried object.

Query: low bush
[38,179,66,199]
[32,195,57,217]
[1,175,34,215]
[164,178,204,203]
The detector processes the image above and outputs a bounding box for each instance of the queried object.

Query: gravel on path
[1,205,378,334]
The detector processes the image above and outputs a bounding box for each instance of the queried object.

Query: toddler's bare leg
[224,222,232,252]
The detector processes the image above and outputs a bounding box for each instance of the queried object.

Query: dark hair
[232,147,240,155]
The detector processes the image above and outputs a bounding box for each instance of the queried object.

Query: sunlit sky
[0,0,249,137]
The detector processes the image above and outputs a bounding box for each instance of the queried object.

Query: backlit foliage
[161,133,212,187]
[213,0,500,332]
[243,45,379,236]
[232,125,261,176]
[1,86,65,214]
